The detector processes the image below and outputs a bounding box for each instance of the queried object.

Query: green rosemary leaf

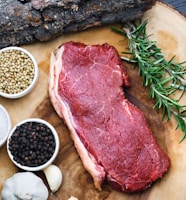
[110,26,125,35]
[153,58,164,65]
[161,104,167,121]
[175,114,186,143]
[134,21,147,38]
[159,76,174,85]
[120,56,137,63]
[121,51,132,55]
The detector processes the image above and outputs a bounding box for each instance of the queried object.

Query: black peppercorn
[8,121,56,167]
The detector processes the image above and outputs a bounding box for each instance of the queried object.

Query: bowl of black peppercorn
[7,118,60,171]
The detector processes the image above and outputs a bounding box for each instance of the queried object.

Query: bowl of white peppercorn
[0,46,38,99]
[7,118,60,171]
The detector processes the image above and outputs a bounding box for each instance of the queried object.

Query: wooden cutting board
[1,2,186,199]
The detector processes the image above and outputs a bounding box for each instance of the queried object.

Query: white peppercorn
[0,49,35,94]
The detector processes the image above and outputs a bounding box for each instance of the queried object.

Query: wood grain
[0,2,186,200]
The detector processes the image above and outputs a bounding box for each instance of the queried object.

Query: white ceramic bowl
[0,46,38,99]
[0,105,12,147]
[7,118,60,171]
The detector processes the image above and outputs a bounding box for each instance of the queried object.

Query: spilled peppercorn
[8,121,56,167]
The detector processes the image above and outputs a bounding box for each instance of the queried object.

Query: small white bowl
[0,46,38,99]
[0,105,12,147]
[7,118,60,171]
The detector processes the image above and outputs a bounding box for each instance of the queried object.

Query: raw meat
[49,41,170,193]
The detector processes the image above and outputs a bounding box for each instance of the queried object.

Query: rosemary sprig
[111,20,186,142]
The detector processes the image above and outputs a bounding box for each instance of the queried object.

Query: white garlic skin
[1,172,48,200]
[68,196,79,200]
[43,164,63,193]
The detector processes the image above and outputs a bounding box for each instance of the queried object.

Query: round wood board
[0,1,186,200]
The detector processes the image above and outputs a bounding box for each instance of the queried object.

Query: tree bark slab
[0,0,155,48]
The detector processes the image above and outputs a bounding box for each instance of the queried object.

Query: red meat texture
[49,41,170,193]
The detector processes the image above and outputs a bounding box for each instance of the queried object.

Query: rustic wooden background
[163,0,186,15]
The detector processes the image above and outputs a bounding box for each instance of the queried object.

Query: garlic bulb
[1,172,48,200]
[43,164,62,193]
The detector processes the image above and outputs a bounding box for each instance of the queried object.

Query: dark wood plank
[162,0,186,15]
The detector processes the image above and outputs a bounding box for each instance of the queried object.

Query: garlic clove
[43,164,62,193]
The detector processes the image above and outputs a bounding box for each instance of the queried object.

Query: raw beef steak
[49,41,170,193]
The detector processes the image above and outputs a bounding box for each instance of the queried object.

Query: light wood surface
[0,2,186,199]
